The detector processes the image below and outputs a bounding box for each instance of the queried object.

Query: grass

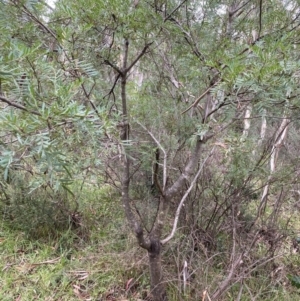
[2,182,300,300]
[0,184,149,301]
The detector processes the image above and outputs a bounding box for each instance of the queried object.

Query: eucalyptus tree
[1,0,300,300]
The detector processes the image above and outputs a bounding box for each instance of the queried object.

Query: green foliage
[1,0,300,300]
[0,185,138,301]
[0,178,74,238]
[288,275,300,289]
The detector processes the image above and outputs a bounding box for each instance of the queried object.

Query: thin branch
[164,0,188,22]
[118,40,150,250]
[212,254,243,300]
[258,0,263,38]
[204,100,227,121]
[104,60,123,75]
[125,42,153,73]
[136,120,167,191]
[81,83,100,117]
[21,5,57,39]
[103,73,121,98]
[161,146,215,244]
[16,3,72,63]
[230,0,252,16]
[236,283,244,301]
[173,19,205,61]
[0,96,41,116]
[123,39,129,71]
[181,79,221,114]
[257,116,290,216]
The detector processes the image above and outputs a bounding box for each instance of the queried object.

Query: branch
[118,40,151,249]
[258,0,263,38]
[204,99,227,121]
[166,108,242,202]
[213,253,283,300]
[165,138,203,200]
[21,5,57,40]
[212,254,243,300]
[17,3,72,64]
[230,0,251,16]
[123,39,129,71]
[173,20,205,61]
[104,40,151,83]
[136,120,167,191]
[81,83,100,117]
[103,73,121,98]
[125,42,153,73]
[104,59,123,75]
[181,79,221,114]
[164,0,188,22]
[0,96,41,116]
[161,146,215,244]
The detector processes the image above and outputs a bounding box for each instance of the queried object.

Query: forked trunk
[148,239,167,301]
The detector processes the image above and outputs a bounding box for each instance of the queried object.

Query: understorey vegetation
[1,0,300,300]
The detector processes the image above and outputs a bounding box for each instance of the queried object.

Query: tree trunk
[148,239,167,301]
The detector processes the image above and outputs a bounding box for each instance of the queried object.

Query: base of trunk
[148,240,167,301]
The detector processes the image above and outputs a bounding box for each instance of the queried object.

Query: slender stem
[136,120,167,190]
[161,146,215,244]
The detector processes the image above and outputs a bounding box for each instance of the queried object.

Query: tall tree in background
[1,0,300,300]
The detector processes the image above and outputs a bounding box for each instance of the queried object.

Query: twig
[103,73,121,99]
[161,146,215,244]
[31,257,60,266]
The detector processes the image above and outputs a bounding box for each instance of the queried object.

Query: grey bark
[114,39,214,301]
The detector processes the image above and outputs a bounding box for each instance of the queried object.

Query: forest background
[1,0,300,300]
